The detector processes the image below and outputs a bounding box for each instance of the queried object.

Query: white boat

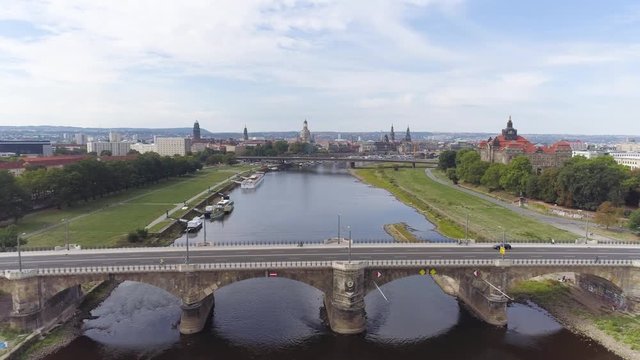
[204,205,214,214]
[187,216,203,232]
[215,198,234,213]
[241,172,265,189]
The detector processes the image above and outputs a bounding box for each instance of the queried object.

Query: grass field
[16,165,253,248]
[354,166,575,241]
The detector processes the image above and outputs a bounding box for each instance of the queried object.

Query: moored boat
[241,172,265,189]
[215,197,234,213]
[187,216,203,232]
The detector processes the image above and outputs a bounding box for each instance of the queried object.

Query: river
[43,165,621,360]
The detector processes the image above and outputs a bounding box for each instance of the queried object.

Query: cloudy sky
[0,0,639,135]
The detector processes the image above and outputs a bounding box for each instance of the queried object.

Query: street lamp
[61,218,70,250]
[347,225,352,264]
[337,214,341,244]
[17,232,25,272]
[185,230,190,264]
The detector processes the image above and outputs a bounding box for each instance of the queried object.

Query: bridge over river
[1,243,639,335]
[236,155,437,168]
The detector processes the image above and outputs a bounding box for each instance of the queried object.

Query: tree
[0,171,31,222]
[438,150,457,170]
[556,156,629,210]
[456,151,487,185]
[100,150,113,156]
[594,201,622,229]
[628,209,640,232]
[446,168,458,184]
[500,156,532,195]
[0,225,25,251]
[481,163,506,191]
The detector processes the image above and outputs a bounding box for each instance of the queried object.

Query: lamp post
[185,231,190,264]
[337,214,341,244]
[62,218,70,250]
[17,232,25,272]
[586,217,590,241]
[203,216,207,245]
[465,213,469,241]
[347,225,352,264]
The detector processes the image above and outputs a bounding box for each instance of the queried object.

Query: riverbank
[352,166,575,241]
[13,280,119,360]
[17,165,253,249]
[511,279,640,360]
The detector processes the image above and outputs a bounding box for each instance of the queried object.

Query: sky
[0,0,639,135]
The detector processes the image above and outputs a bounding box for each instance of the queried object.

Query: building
[390,125,395,142]
[130,143,157,154]
[108,131,122,143]
[610,152,640,170]
[87,142,131,156]
[156,137,191,156]
[0,140,53,156]
[404,126,412,142]
[616,141,640,152]
[571,150,605,159]
[299,119,311,143]
[193,121,201,140]
[478,117,573,173]
[243,125,249,141]
[74,133,87,145]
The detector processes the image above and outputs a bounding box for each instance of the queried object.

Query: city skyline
[1,1,640,135]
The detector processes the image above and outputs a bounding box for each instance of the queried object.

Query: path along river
[43,165,621,360]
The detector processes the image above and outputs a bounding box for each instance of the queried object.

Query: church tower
[501,116,518,140]
[300,119,311,143]
[243,125,248,141]
[193,121,201,140]
[404,126,411,142]
[390,125,395,142]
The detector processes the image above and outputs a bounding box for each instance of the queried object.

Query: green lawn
[354,167,575,241]
[17,165,253,248]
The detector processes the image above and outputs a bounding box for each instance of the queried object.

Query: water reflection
[175,166,450,246]
[83,282,181,350]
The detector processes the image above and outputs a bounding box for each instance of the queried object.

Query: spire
[390,124,395,142]
[243,125,248,141]
[405,126,411,142]
[507,115,513,129]
[193,120,201,140]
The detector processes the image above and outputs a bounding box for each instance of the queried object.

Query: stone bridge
[2,258,639,335]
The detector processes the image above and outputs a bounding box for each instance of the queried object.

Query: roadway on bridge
[1,245,639,270]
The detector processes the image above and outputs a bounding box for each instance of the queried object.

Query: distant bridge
[235,155,437,168]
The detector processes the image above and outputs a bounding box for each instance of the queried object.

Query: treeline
[194,148,237,166]
[243,140,316,156]
[0,152,203,222]
[438,150,640,230]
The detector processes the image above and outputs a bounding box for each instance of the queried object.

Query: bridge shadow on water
[41,276,622,360]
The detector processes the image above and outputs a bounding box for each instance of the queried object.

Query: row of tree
[438,149,640,212]
[0,152,203,222]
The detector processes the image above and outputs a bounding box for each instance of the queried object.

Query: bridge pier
[179,292,215,335]
[8,271,43,331]
[441,270,508,326]
[349,161,356,169]
[325,261,366,334]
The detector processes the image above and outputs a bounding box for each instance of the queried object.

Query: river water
[44,166,620,360]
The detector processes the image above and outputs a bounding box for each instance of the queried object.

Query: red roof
[479,135,571,154]
[0,161,24,170]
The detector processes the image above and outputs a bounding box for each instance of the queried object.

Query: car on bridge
[493,243,512,250]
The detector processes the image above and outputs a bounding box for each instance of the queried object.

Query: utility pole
[586,217,589,241]
[348,226,352,264]
[203,217,207,245]
[338,214,341,244]
[465,213,469,241]
[17,233,25,272]
[185,231,190,264]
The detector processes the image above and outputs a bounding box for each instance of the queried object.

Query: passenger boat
[215,197,234,213]
[241,172,265,189]
[186,216,203,232]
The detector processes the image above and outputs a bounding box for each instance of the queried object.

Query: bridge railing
[3,258,638,279]
[7,237,639,253]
